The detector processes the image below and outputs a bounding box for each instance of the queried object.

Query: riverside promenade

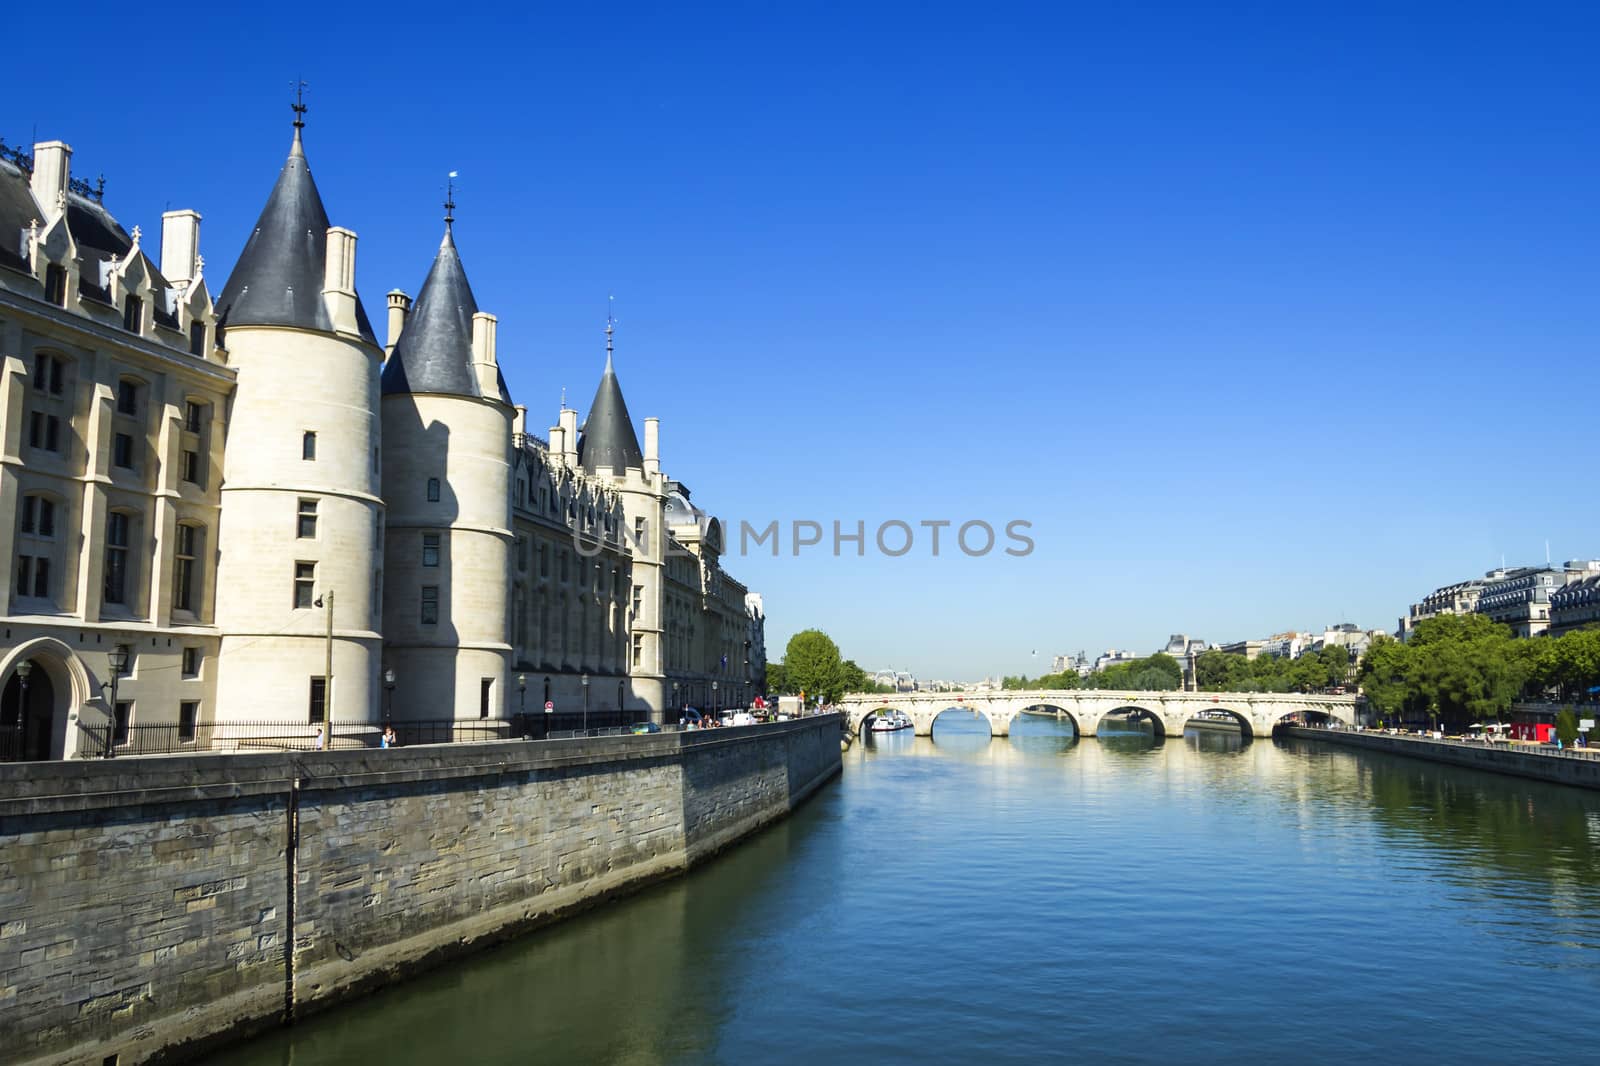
[1281,726,1600,791]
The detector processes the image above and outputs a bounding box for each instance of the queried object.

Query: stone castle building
[0,116,764,759]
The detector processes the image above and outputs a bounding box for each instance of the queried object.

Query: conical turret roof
[217,127,376,344]
[382,227,483,398]
[578,349,644,475]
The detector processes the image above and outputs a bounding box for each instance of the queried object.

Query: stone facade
[0,715,841,1065]
[0,120,766,758]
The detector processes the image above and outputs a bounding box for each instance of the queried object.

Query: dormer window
[122,293,143,333]
[44,264,67,307]
[189,320,207,356]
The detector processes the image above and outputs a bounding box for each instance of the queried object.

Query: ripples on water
[216,714,1600,1066]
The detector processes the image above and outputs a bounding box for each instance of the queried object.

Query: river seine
[216,714,1600,1064]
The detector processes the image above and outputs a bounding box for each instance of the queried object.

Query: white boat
[870,711,913,733]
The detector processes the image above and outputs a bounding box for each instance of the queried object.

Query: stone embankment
[1280,725,1600,790]
[0,715,842,1066]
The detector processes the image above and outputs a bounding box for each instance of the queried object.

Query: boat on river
[870,711,913,733]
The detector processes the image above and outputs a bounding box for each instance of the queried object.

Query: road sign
[1582,719,1595,732]
[544,701,555,712]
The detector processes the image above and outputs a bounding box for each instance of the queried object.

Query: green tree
[785,629,845,704]
[765,660,792,695]
[1556,708,1580,747]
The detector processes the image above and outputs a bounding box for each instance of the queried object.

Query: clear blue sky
[16,2,1598,680]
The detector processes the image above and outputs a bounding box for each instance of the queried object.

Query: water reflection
[1184,724,1248,754]
[1008,712,1079,757]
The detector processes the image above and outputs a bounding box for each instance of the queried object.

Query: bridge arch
[1180,706,1255,741]
[852,704,904,738]
[930,703,995,738]
[1267,707,1345,734]
[1012,702,1082,738]
[1096,703,1167,740]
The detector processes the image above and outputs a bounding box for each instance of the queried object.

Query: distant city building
[1399,576,1491,640]
[1259,631,1315,659]
[1049,651,1093,677]
[1551,571,1600,637]
[1216,639,1264,660]
[1306,623,1384,667]
[1474,563,1600,639]
[1093,649,1140,672]
[870,669,918,692]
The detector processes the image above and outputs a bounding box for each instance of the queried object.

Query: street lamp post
[314,589,334,730]
[383,667,396,725]
[14,660,32,758]
[105,645,129,758]
[581,673,590,734]
[518,673,527,715]
[713,680,719,721]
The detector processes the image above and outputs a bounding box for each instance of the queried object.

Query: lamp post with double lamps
[581,673,590,734]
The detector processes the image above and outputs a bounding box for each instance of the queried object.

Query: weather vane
[445,170,458,226]
[291,78,308,129]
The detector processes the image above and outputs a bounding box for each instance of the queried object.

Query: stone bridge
[835,689,1360,741]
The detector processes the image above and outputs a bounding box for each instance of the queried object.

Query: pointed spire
[578,309,644,475]
[381,221,482,397]
[291,79,308,153]
[216,105,377,344]
[604,295,615,372]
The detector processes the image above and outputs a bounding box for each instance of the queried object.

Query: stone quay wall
[0,715,843,1066]
[1280,726,1600,790]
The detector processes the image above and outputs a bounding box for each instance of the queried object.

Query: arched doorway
[2,660,58,761]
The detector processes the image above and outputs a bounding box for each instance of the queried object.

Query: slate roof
[0,154,185,320]
[382,227,480,397]
[382,226,512,403]
[216,128,377,345]
[577,350,644,474]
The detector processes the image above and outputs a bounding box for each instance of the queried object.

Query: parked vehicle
[630,721,661,735]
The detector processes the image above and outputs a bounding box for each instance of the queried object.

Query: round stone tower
[379,218,513,723]
[211,114,385,728]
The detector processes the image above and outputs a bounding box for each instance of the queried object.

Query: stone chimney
[559,408,579,466]
[513,405,527,436]
[471,312,499,398]
[643,417,660,477]
[160,210,201,285]
[550,423,566,460]
[385,290,411,358]
[322,227,359,334]
[30,141,71,218]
